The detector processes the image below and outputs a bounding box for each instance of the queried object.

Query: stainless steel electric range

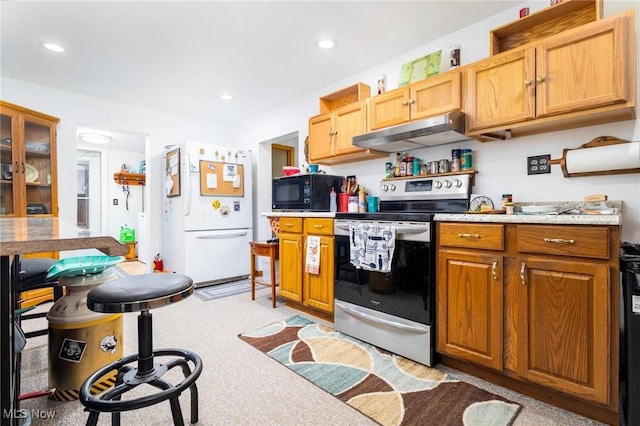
[333,173,472,366]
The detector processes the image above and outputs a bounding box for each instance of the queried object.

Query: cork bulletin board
[199,160,244,197]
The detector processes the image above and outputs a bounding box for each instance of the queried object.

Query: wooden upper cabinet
[465,48,536,132]
[536,13,631,117]
[466,10,635,138]
[333,102,368,156]
[308,113,333,160]
[369,71,462,130]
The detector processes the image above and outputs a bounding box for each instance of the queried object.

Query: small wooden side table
[249,241,279,308]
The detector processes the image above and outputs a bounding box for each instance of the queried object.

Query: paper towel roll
[565,141,640,174]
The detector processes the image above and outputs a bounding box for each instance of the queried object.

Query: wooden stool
[249,241,279,308]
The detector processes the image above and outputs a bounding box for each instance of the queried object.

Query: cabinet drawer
[516,225,609,259]
[304,218,333,236]
[438,223,504,250]
[279,217,303,234]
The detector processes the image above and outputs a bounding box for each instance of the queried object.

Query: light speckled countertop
[435,201,622,226]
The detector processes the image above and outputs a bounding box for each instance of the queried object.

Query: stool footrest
[80,348,202,424]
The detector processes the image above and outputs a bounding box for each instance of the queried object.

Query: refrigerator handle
[195,231,248,239]
[184,150,191,216]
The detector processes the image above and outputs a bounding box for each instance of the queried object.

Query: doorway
[271,143,295,179]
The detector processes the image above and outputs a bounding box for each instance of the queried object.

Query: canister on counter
[420,162,428,175]
[429,161,439,175]
[502,194,513,210]
[461,149,473,171]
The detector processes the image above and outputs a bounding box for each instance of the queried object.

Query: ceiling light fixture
[42,42,65,53]
[221,93,233,101]
[79,133,111,144]
[317,39,337,49]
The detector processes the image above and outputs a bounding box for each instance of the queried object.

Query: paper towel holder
[548,136,640,178]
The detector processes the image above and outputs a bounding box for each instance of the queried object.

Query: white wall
[0,78,234,261]
[236,0,640,244]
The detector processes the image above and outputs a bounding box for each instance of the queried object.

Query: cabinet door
[0,111,19,216]
[23,113,57,217]
[368,87,410,130]
[466,48,536,132]
[303,235,334,313]
[333,102,367,156]
[536,14,631,118]
[308,113,334,161]
[279,233,303,302]
[437,249,503,370]
[411,71,462,121]
[517,257,610,405]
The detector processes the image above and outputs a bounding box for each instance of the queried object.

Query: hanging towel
[305,236,321,274]
[349,224,396,273]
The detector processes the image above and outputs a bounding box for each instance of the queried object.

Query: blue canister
[412,157,421,176]
[461,149,473,171]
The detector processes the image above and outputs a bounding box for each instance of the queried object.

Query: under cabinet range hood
[353,110,470,153]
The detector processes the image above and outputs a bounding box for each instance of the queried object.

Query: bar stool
[79,273,202,426]
[249,241,279,308]
[17,258,61,338]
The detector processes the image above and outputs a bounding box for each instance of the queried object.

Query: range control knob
[381,184,389,192]
[389,184,396,191]
[444,180,452,188]
[434,181,443,189]
[454,179,463,188]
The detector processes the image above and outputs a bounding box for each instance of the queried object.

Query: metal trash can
[47,269,123,401]
[620,242,640,426]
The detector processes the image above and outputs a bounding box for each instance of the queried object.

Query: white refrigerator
[162,142,253,287]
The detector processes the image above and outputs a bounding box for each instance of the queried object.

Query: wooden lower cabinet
[278,217,334,317]
[437,222,619,423]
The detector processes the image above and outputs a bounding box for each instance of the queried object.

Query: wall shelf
[113,172,145,186]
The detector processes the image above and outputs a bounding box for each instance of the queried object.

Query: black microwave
[272,174,342,211]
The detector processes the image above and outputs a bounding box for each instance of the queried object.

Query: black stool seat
[19,258,57,290]
[87,273,194,313]
[79,273,202,426]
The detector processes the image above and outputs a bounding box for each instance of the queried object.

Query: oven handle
[334,223,427,234]
[335,300,429,334]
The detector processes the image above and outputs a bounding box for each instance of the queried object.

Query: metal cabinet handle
[313,224,324,229]
[409,98,416,105]
[285,222,294,227]
[402,100,408,106]
[492,259,498,281]
[524,79,532,86]
[458,233,480,239]
[544,237,575,244]
[21,162,25,174]
[536,76,545,83]
[520,262,526,286]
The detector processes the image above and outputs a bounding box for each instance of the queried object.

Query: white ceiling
[1,1,523,130]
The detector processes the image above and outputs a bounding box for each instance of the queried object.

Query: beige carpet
[18,266,605,425]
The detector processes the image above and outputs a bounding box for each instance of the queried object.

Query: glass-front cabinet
[0,101,59,217]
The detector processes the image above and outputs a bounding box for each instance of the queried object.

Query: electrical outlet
[527,155,551,175]
[113,199,118,205]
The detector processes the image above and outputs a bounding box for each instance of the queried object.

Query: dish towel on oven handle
[349,224,395,272]
[305,235,320,275]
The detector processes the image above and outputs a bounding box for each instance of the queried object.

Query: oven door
[334,235,434,325]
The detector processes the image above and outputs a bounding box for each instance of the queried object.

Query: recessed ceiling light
[42,42,65,53]
[79,133,111,144]
[317,39,337,49]
[221,93,233,101]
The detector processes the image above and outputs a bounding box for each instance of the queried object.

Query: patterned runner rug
[239,315,522,426]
